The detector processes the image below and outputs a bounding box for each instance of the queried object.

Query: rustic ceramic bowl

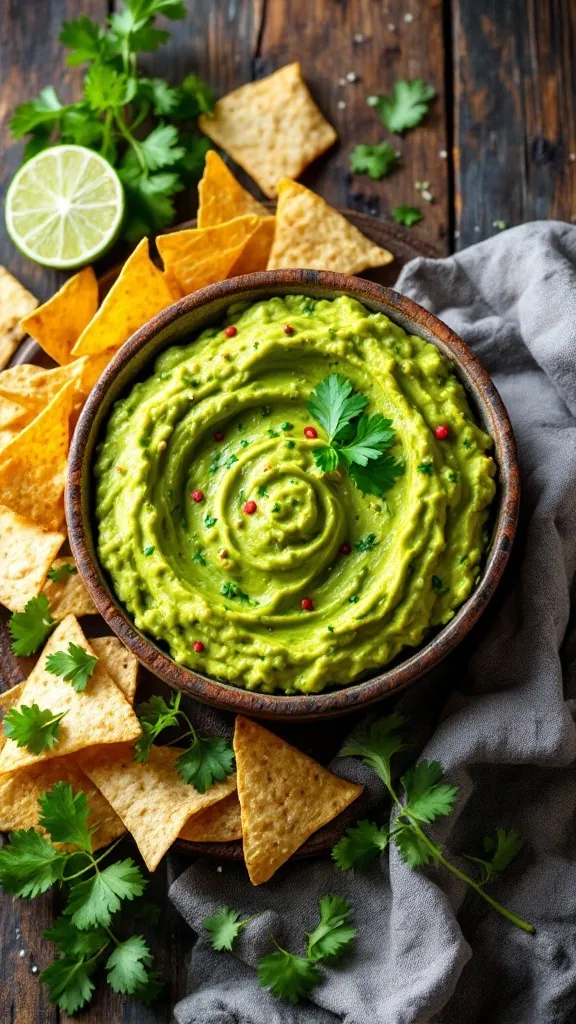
[66,270,519,720]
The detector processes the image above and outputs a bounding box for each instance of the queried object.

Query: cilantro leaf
[139,123,185,171]
[350,141,399,180]
[46,643,98,693]
[132,970,165,1006]
[204,906,250,951]
[368,79,436,134]
[401,760,458,823]
[9,87,65,138]
[0,829,66,898]
[65,859,147,929]
[41,956,97,1015]
[313,446,340,473]
[138,77,180,115]
[339,413,395,467]
[340,713,408,787]
[257,949,322,1004]
[171,74,216,119]
[464,828,524,886]
[9,593,56,656]
[127,0,187,21]
[332,820,390,871]
[59,16,105,65]
[305,896,356,961]
[3,704,67,755]
[119,165,183,240]
[392,205,423,227]
[393,825,436,868]
[44,916,109,958]
[348,455,404,496]
[133,692,182,763]
[175,735,235,793]
[176,132,211,180]
[38,782,94,851]
[46,562,78,583]
[106,934,153,994]
[84,65,136,113]
[307,373,368,443]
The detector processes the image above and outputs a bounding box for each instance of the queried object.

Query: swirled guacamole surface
[94,295,496,694]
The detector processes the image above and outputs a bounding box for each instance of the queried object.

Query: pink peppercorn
[243,500,257,515]
[193,641,204,653]
[224,325,237,338]
[301,598,314,611]
[304,426,318,439]
[191,490,204,503]
[434,424,450,440]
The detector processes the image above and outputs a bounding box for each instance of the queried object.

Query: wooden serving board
[0,213,441,860]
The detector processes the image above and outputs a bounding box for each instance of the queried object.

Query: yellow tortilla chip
[0,398,33,451]
[234,716,363,885]
[179,791,242,843]
[72,239,175,357]
[90,637,138,705]
[80,349,116,392]
[0,266,38,369]
[228,216,276,276]
[156,215,261,295]
[0,506,64,612]
[0,379,74,531]
[41,558,97,619]
[267,179,394,274]
[199,63,337,198]
[79,743,237,871]
[20,267,98,365]
[0,758,125,851]
[0,359,87,413]
[0,615,141,775]
[198,150,268,228]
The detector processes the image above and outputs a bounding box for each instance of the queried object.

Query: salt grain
[337,100,346,109]
[19,949,26,958]
[388,23,396,31]
[404,12,414,22]
[346,72,358,82]
[31,966,38,974]
[216,865,223,873]
[439,149,448,159]
[338,77,346,87]
[353,32,364,43]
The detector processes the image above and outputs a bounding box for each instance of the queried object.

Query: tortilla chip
[0,380,74,531]
[90,637,138,705]
[20,267,98,365]
[199,63,337,198]
[0,615,141,775]
[228,216,276,276]
[198,150,268,228]
[0,758,125,850]
[79,743,237,871]
[0,506,64,612]
[80,349,116,392]
[41,558,97,619]
[234,716,363,885]
[0,360,87,413]
[0,266,38,369]
[179,791,242,843]
[72,239,175,357]
[267,178,394,274]
[156,215,261,295]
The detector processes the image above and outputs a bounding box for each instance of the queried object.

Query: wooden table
[0,1,574,1019]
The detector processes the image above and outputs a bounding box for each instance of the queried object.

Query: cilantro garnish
[258,949,322,1004]
[281,421,294,431]
[305,896,356,961]
[350,141,399,179]
[204,906,255,951]
[9,594,56,657]
[204,513,217,528]
[417,461,434,475]
[367,79,436,134]
[355,533,378,552]
[46,562,78,583]
[225,455,238,469]
[332,820,390,871]
[143,545,155,556]
[46,642,99,693]
[3,704,67,754]
[271,502,281,513]
[464,829,524,885]
[258,485,268,497]
[392,205,423,227]
[192,547,207,566]
[220,581,250,603]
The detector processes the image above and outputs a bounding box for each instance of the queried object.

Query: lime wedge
[5,145,125,269]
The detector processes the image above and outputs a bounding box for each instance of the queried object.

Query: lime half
[5,145,125,269]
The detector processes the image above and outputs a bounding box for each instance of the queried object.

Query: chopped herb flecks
[418,462,434,475]
[204,514,217,528]
[355,533,378,552]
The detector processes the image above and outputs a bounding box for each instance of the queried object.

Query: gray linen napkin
[169,221,576,1024]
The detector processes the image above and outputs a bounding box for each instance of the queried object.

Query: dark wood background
[0,0,575,1019]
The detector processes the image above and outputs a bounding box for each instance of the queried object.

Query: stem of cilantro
[60,837,125,882]
[129,102,150,132]
[114,109,147,173]
[101,109,114,159]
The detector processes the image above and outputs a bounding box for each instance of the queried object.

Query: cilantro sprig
[3,704,67,754]
[46,642,99,693]
[9,593,56,657]
[367,79,436,134]
[46,562,78,583]
[333,715,534,934]
[392,205,423,227]
[0,782,160,1013]
[9,0,213,240]
[350,141,399,180]
[133,690,235,792]
[307,374,403,497]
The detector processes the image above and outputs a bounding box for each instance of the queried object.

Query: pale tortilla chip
[0,380,74,531]
[0,615,141,775]
[228,216,276,276]
[267,178,394,274]
[198,150,268,227]
[199,63,337,198]
[0,505,64,612]
[72,239,175,357]
[156,215,261,295]
[179,791,242,843]
[0,682,26,755]
[0,398,33,451]
[234,716,363,885]
[90,637,138,706]
[79,743,237,871]
[0,360,87,413]
[0,266,38,369]
[41,558,97,619]
[20,267,98,365]
[0,758,125,850]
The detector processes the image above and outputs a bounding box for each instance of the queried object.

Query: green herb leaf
[220,581,250,603]
[106,934,153,994]
[401,760,458,823]
[204,906,250,951]
[44,917,109,958]
[59,16,105,65]
[313,446,340,473]
[9,87,65,138]
[355,533,378,552]
[65,858,147,929]
[464,828,524,885]
[368,79,436,133]
[340,713,408,787]
[38,782,94,851]
[392,205,423,227]
[46,562,78,583]
[339,413,395,466]
[257,949,322,1004]
[332,820,390,871]
[133,692,181,763]
[3,704,67,755]
[305,896,356,961]
[175,735,235,793]
[9,593,55,656]
[139,123,185,171]
[46,642,98,693]
[393,825,436,868]
[350,141,399,179]
[307,373,368,443]
[171,74,215,119]
[0,828,66,898]
[84,65,134,113]
[40,956,97,1015]
[348,455,404,496]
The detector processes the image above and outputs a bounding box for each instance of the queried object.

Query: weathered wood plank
[453,0,576,249]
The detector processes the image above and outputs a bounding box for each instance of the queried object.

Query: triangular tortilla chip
[89,637,138,706]
[156,215,261,295]
[267,179,394,273]
[199,63,337,198]
[41,558,97,619]
[0,398,33,451]
[228,216,276,276]
[79,743,237,871]
[0,758,125,851]
[0,266,38,369]
[0,360,87,413]
[72,239,175,357]
[80,349,116,392]
[0,615,141,775]
[179,791,242,842]
[0,379,74,530]
[0,505,64,612]
[234,716,363,884]
[20,267,98,365]
[198,150,268,227]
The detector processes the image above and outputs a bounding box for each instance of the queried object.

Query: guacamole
[94,295,496,694]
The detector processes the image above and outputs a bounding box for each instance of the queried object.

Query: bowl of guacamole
[67,271,519,718]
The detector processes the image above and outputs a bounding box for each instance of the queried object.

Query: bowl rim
[66,269,520,720]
